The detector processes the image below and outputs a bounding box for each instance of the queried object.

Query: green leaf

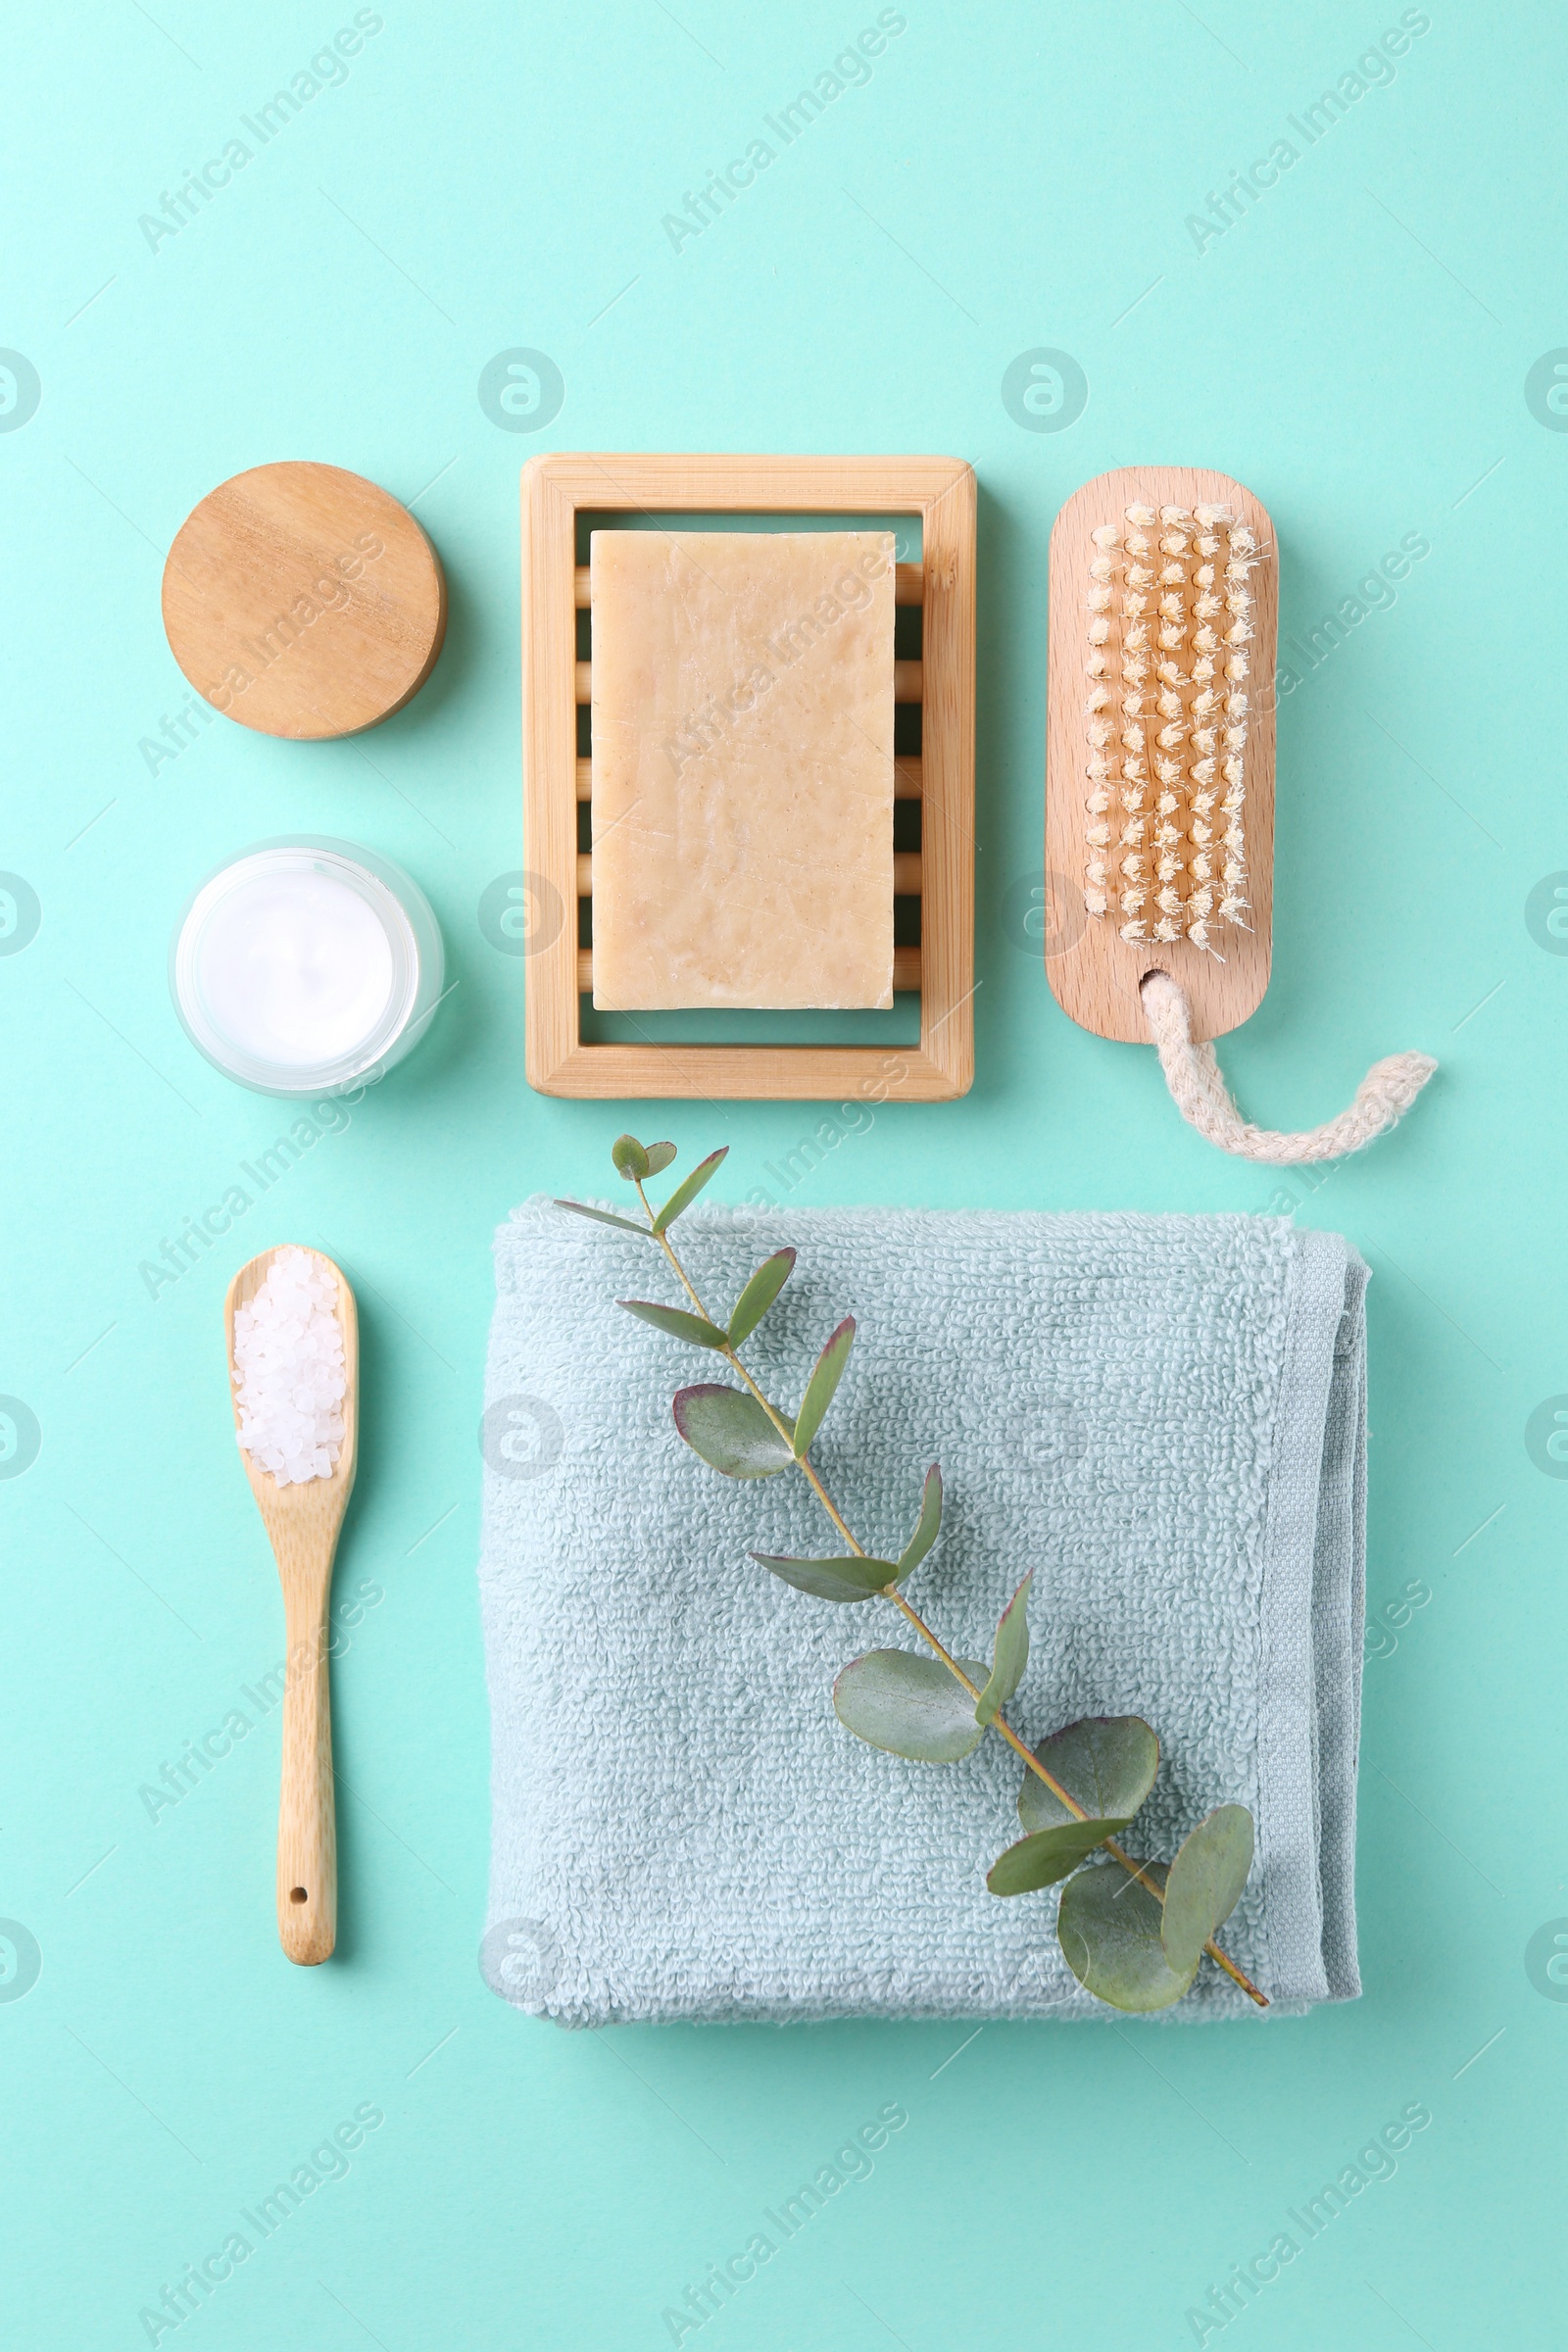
[1160,1804,1255,1980]
[555,1198,652,1237]
[618,1298,729,1349]
[974,1570,1033,1728]
[727,1249,797,1348]
[654,1147,728,1233]
[793,1317,855,1458]
[987,1815,1130,1896]
[897,1465,943,1577]
[1057,1860,1198,2012]
[643,1142,677,1176]
[752,1552,900,1604]
[1017,1715,1160,1835]
[672,1384,794,1479]
[612,1135,650,1181]
[833,1649,991,1762]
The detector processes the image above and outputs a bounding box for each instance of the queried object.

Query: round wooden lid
[162,462,446,740]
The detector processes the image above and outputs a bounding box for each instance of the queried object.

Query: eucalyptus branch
[652,1201,1261,2005]
[560,1137,1265,2016]
[636,1176,861,1544]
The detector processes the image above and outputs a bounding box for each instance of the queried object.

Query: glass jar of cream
[171,837,445,1097]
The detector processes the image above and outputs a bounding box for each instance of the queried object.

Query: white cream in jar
[171,838,444,1096]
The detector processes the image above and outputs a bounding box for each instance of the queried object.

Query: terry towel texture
[479,1200,1369,2025]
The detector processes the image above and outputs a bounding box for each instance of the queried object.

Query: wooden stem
[276,1597,336,1965]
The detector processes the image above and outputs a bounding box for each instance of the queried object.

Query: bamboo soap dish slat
[521,454,976,1101]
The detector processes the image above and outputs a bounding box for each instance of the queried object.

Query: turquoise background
[3,2,1563,2344]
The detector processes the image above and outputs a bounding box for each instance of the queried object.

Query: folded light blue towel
[478,1200,1368,2025]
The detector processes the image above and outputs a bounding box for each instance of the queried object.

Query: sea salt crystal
[233,1247,346,1487]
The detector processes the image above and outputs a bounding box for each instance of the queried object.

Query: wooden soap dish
[521,454,976,1100]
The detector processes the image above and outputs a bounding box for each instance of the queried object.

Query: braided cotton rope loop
[1139,971,1437,1163]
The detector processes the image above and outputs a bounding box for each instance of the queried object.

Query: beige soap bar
[589,530,896,1008]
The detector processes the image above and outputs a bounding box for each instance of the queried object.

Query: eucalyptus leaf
[555,1198,652,1237]
[612,1135,650,1181]
[618,1298,729,1349]
[752,1552,899,1604]
[793,1318,855,1458]
[974,1571,1033,1727]
[643,1142,677,1176]
[1017,1715,1160,1835]
[672,1384,794,1479]
[897,1465,943,1577]
[832,1649,991,1762]
[1160,1804,1255,1981]
[728,1249,797,1348]
[1056,1860,1198,2012]
[654,1148,728,1233]
[987,1814,1130,1896]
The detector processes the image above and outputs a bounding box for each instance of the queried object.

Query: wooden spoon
[224,1247,360,1965]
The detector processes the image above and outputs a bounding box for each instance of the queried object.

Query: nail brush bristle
[1080,496,1261,953]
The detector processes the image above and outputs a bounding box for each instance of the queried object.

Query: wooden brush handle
[276,1592,336,1964]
